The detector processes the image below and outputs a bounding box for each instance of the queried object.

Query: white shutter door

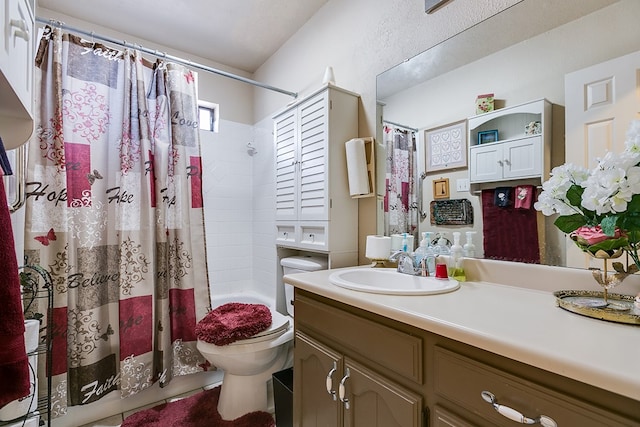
[298,91,329,221]
[275,109,298,221]
[565,49,640,269]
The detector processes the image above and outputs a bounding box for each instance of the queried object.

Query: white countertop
[285,264,640,402]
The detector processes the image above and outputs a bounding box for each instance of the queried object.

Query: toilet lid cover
[227,310,290,345]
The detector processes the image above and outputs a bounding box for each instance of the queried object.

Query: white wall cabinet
[468,99,551,184]
[274,85,359,255]
[0,0,34,149]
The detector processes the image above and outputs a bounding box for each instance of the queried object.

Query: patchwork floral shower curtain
[24,27,210,418]
[383,124,418,238]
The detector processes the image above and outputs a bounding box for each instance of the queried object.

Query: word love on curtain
[383,124,418,238]
[23,27,210,418]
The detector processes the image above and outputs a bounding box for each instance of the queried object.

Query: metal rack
[0,265,54,427]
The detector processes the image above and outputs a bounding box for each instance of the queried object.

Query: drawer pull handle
[481,391,557,427]
[339,368,351,409]
[325,361,337,400]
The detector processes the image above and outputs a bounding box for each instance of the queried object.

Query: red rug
[120,386,275,427]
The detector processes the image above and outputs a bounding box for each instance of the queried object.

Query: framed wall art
[478,129,499,144]
[433,178,450,200]
[425,119,467,172]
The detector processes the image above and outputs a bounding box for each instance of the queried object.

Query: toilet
[196,256,327,420]
[280,255,328,316]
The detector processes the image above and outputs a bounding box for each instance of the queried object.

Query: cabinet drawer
[275,223,297,245]
[434,346,634,426]
[299,222,327,250]
[296,293,422,384]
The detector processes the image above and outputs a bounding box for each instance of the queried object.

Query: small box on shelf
[475,93,494,114]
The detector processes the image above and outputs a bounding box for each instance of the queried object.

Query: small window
[198,100,219,132]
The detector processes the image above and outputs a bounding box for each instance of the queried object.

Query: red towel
[482,189,540,263]
[0,179,30,408]
[514,185,535,209]
[195,303,272,346]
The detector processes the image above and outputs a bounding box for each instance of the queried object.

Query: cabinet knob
[503,159,511,166]
[481,391,557,427]
[338,368,351,409]
[497,160,504,166]
[325,361,337,401]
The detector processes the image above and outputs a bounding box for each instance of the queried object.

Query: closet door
[298,90,329,221]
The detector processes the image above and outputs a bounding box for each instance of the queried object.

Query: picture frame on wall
[433,178,450,200]
[424,119,467,172]
[478,129,499,144]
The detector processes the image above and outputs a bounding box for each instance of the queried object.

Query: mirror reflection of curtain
[383,124,418,240]
[24,27,210,418]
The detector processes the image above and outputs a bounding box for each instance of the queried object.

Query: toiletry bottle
[435,233,450,255]
[449,232,466,281]
[463,231,477,258]
[413,232,431,276]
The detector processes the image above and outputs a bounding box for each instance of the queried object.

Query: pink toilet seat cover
[195,303,272,346]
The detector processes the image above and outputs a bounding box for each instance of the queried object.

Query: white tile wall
[200,118,278,304]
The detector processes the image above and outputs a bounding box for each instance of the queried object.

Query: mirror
[376,0,640,266]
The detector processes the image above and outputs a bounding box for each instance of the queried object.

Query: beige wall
[252,0,519,262]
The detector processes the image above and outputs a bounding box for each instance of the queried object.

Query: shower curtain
[383,124,418,239]
[23,27,210,418]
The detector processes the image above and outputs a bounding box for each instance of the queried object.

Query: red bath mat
[195,303,272,345]
[120,386,275,427]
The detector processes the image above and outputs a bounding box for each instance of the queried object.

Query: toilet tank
[281,256,328,316]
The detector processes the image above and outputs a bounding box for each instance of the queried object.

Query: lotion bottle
[449,232,466,281]
[463,231,477,258]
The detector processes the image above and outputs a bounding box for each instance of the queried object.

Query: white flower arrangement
[534,120,640,270]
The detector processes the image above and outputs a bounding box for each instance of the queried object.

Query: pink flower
[570,226,621,246]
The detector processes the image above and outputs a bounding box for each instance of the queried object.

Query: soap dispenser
[449,232,465,281]
[414,232,436,276]
[463,231,477,258]
[435,233,450,255]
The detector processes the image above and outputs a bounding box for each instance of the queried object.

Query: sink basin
[328,268,460,295]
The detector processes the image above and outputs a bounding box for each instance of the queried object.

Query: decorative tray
[553,290,640,325]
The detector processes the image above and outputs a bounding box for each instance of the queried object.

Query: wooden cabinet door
[469,144,503,183]
[275,108,298,222]
[297,90,329,221]
[342,358,422,427]
[294,332,342,427]
[502,136,541,179]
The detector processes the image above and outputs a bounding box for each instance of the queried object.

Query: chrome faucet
[389,250,422,276]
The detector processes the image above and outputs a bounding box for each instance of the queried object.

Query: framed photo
[433,178,450,200]
[478,129,498,144]
[424,119,467,172]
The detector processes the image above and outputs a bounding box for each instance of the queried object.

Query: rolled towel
[195,303,272,346]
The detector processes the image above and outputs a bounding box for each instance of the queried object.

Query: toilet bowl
[196,306,293,420]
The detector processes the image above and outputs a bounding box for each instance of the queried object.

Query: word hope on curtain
[23,26,210,418]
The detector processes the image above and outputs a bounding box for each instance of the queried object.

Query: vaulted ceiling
[37,0,329,72]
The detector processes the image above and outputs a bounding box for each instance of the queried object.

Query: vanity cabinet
[292,288,640,427]
[468,99,551,184]
[274,85,358,254]
[293,292,423,427]
[0,0,35,149]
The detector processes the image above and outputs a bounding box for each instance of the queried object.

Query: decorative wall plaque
[430,199,473,225]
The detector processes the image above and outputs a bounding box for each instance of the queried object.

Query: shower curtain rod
[35,17,298,98]
[382,120,418,132]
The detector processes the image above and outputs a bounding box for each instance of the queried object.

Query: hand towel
[482,189,540,263]
[514,185,535,209]
[494,187,511,207]
[0,178,30,408]
[195,303,272,346]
